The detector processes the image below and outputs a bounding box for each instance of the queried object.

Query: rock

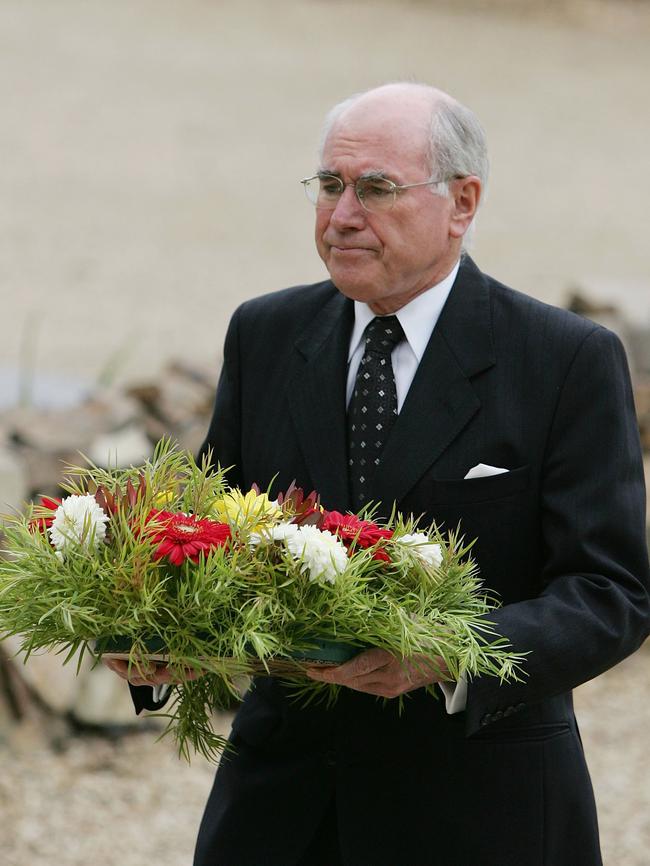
[18,447,79,499]
[87,424,153,468]
[0,388,147,500]
[3,391,143,454]
[0,447,27,516]
[2,636,80,714]
[127,360,215,430]
[629,327,650,377]
[566,291,618,317]
[70,662,145,727]
[1,636,140,727]
[566,287,637,376]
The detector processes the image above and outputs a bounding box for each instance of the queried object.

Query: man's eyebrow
[359,169,389,180]
[316,168,390,180]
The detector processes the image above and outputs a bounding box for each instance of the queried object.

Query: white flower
[399,533,443,568]
[49,494,109,554]
[249,521,300,547]
[269,522,302,543]
[287,525,348,584]
[251,521,348,583]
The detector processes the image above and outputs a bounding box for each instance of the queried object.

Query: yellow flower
[212,489,282,531]
[152,488,176,508]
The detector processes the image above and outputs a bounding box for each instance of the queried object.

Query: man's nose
[329,184,367,230]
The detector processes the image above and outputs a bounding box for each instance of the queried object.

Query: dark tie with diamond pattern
[347,315,406,511]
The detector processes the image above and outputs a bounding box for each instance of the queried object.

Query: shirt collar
[347,259,461,362]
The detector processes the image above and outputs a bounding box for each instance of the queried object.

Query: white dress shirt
[346,260,460,407]
[346,259,468,714]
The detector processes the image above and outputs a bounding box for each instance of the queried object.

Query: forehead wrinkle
[323,122,430,181]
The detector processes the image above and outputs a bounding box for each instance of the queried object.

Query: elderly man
[118,83,649,865]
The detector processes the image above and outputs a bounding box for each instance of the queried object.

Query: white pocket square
[464,463,509,480]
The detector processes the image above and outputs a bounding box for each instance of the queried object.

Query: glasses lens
[356,178,396,213]
[303,175,342,208]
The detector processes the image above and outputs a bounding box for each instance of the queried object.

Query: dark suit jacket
[146,257,650,865]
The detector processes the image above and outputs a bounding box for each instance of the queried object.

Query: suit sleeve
[466,326,650,734]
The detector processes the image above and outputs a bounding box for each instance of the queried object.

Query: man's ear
[449,176,482,239]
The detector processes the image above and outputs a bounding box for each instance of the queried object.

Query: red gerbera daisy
[29,496,62,534]
[146,510,231,566]
[322,511,394,562]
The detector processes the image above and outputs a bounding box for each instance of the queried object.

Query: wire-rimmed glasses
[300,172,450,214]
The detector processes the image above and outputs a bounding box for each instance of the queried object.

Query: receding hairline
[320,82,461,157]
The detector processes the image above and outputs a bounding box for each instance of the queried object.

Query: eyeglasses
[300,173,450,214]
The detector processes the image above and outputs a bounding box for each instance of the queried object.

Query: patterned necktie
[347,315,406,511]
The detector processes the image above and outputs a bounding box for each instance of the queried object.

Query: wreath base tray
[94,635,360,675]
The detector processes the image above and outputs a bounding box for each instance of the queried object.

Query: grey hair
[426,96,488,248]
[319,84,489,249]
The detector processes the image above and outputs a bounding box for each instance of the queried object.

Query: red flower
[29,496,62,534]
[146,510,231,566]
[322,511,393,561]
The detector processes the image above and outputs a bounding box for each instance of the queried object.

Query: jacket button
[324,750,337,767]
[480,713,492,726]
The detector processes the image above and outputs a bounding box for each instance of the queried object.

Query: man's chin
[330,279,382,304]
[325,264,378,301]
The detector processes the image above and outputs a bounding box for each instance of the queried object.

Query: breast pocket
[430,464,530,506]
[422,465,535,601]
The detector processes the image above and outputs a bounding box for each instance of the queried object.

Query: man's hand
[305,648,451,698]
[102,657,201,687]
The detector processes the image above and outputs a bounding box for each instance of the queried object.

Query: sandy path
[0,643,648,865]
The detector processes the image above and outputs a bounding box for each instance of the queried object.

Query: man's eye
[362,182,393,198]
[320,180,342,196]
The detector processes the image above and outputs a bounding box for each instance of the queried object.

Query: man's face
[315,98,460,315]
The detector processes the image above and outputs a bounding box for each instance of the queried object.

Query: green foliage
[0,439,526,762]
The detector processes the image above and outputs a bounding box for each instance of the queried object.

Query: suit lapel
[370,257,496,512]
[287,286,354,511]
[286,259,495,515]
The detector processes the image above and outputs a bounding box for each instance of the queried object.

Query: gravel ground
[1,642,648,866]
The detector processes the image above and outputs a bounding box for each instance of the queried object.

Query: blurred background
[0,0,648,864]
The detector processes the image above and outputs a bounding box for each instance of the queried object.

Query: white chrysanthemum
[289,525,348,584]
[399,533,443,568]
[270,522,302,543]
[49,494,109,554]
[249,521,301,547]
[283,524,348,583]
[251,522,347,583]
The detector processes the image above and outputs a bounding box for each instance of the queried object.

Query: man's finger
[307,648,392,682]
[103,656,201,685]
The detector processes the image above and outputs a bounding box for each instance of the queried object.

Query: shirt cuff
[438,675,468,714]
[151,684,171,704]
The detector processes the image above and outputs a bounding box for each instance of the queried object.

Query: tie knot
[364,315,405,356]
